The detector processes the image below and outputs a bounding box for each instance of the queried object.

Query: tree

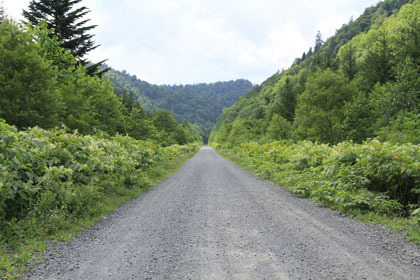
[0,20,64,129]
[153,110,178,133]
[125,108,157,141]
[266,114,293,141]
[0,1,5,24]
[280,78,296,122]
[380,58,420,119]
[341,93,377,143]
[23,0,106,75]
[315,31,324,52]
[340,43,358,80]
[307,47,313,56]
[295,70,355,145]
[361,30,394,86]
[269,77,297,122]
[396,11,420,66]
[227,119,253,147]
[312,31,325,68]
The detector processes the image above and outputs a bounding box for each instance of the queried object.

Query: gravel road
[26,146,420,279]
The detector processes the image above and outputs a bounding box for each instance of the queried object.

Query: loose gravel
[25,146,420,279]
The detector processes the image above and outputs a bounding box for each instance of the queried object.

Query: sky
[4,0,380,85]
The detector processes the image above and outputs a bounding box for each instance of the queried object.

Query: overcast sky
[4,0,380,85]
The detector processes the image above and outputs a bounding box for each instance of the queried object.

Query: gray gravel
[26,146,420,279]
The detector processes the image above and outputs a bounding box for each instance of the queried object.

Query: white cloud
[3,0,380,84]
[3,0,28,20]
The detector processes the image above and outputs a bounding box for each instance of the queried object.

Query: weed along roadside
[211,140,420,245]
[0,120,201,279]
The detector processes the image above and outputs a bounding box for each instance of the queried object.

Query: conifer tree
[23,0,106,76]
[279,78,296,122]
[0,1,5,24]
[314,31,324,52]
[341,43,357,80]
[362,30,394,86]
[312,31,324,67]
[397,11,420,66]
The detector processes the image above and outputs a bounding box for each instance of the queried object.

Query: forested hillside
[210,0,420,242]
[210,0,414,146]
[106,68,253,142]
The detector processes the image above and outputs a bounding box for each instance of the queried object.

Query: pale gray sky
[4,0,380,85]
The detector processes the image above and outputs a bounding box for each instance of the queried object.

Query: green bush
[0,119,200,244]
[217,139,420,217]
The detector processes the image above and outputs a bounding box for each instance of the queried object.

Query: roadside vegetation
[213,141,420,244]
[0,120,200,278]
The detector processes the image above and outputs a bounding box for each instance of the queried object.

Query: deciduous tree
[295,70,355,145]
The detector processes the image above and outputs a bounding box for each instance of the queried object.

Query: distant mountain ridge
[106,68,254,142]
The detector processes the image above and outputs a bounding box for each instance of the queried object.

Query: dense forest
[106,69,253,142]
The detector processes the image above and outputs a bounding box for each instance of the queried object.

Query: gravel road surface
[26,146,420,279]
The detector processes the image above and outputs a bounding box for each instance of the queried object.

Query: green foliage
[152,110,201,146]
[341,93,377,143]
[0,19,64,129]
[266,114,293,141]
[295,70,355,145]
[360,30,395,87]
[377,112,420,144]
[268,77,297,122]
[125,108,158,141]
[211,0,420,148]
[320,0,410,57]
[226,119,254,147]
[0,120,200,278]
[381,58,420,117]
[340,43,358,80]
[213,140,420,217]
[0,20,199,146]
[0,4,202,278]
[23,0,105,75]
[106,68,253,142]
[395,7,420,65]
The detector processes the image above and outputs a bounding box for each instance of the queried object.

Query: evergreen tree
[362,30,394,86]
[312,31,324,67]
[279,78,297,122]
[0,1,5,24]
[307,47,313,56]
[397,11,420,66]
[23,0,106,76]
[314,31,324,52]
[341,43,358,80]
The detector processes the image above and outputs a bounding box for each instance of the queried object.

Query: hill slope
[106,68,254,142]
[210,0,417,146]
